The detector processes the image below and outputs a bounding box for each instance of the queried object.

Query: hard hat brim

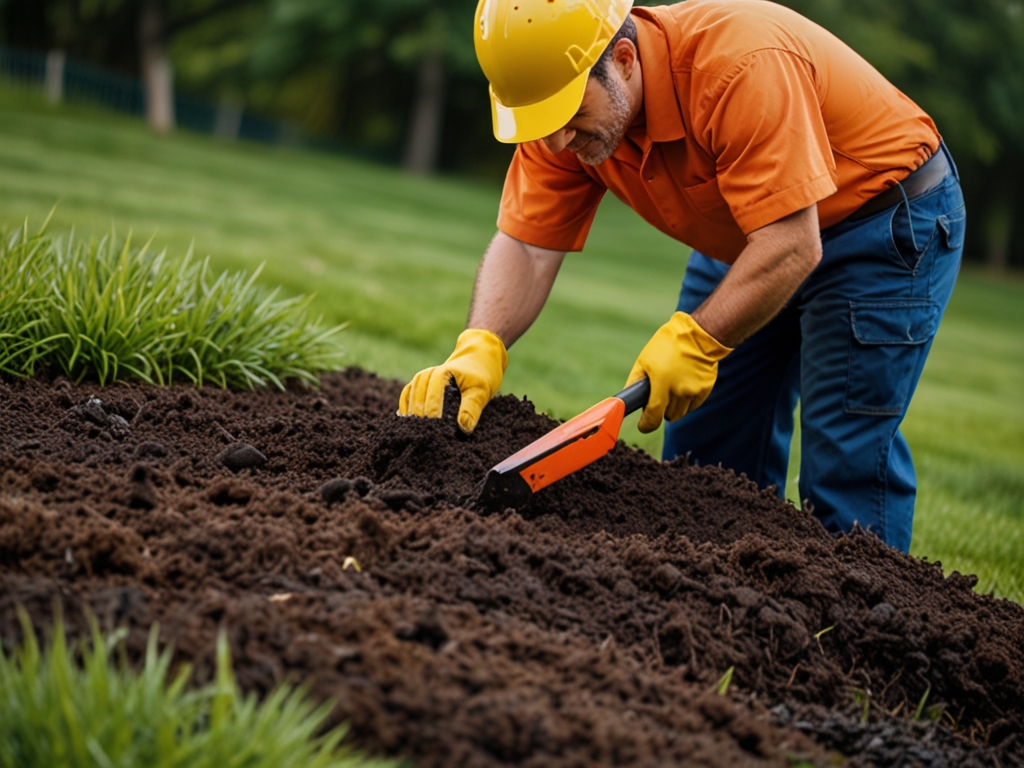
[489,68,591,144]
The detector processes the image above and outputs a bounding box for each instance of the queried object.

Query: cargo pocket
[846,301,941,416]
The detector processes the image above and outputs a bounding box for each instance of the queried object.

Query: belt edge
[846,150,951,223]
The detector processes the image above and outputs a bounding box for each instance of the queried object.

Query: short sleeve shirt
[497,0,941,263]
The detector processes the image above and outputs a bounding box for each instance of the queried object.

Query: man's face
[542,71,633,165]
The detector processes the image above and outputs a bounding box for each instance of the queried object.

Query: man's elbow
[790,230,823,277]
[804,237,823,272]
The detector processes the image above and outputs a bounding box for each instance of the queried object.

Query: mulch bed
[2,368,1022,767]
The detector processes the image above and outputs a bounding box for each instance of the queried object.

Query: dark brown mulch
[1,369,1022,767]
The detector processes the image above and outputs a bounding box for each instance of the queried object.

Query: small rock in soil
[315,479,380,507]
[729,586,763,608]
[373,488,425,512]
[218,442,267,472]
[74,396,110,427]
[320,477,353,504]
[651,562,683,595]
[351,477,374,497]
[135,442,168,459]
[870,602,897,623]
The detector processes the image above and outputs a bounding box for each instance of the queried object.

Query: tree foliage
[247,0,483,171]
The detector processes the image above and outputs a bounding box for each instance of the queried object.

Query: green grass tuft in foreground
[0,609,399,768]
[0,220,345,389]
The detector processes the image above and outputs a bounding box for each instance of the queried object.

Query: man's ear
[612,38,638,79]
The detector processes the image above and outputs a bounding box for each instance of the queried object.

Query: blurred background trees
[1,0,1021,268]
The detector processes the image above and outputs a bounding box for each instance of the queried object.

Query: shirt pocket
[845,300,941,416]
[683,176,729,214]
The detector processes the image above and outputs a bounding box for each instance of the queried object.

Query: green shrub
[0,219,345,389]
[0,609,399,768]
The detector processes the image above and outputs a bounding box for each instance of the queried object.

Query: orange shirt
[497,0,941,263]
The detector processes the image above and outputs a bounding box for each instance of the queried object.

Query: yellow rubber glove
[626,312,733,434]
[398,328,508,434]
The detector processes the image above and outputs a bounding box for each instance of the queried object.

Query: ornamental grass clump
[0,220,345,388]
[0,610,398,768]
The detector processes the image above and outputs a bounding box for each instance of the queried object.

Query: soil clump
[1,369,1022,767]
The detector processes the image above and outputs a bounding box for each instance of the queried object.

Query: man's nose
[543,127,576,154]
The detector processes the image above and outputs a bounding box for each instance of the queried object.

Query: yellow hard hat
[474,0,634,144]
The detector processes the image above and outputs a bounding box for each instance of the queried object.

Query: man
[398,0,965,553]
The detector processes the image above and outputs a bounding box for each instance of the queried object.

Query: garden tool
[472,377,650,512]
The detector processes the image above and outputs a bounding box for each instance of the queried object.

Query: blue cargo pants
[662,144,966,552]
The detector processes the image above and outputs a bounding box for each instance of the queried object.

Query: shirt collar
[633,8,687,143]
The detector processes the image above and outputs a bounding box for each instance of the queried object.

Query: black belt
[847,148,950,222]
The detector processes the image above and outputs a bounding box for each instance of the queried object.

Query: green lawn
[2,82,1021,602]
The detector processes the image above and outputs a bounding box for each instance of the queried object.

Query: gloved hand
[626,312,733,433]
[398,328,508,434]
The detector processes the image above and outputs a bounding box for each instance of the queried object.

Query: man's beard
[568,76,632,166]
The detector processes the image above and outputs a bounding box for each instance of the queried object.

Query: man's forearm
[691,205,822,347]
[467,231,566,347]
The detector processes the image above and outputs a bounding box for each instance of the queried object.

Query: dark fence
[0,45,298,147]
[0,45,45,85]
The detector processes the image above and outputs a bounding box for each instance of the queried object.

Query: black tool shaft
[614,377,651,415]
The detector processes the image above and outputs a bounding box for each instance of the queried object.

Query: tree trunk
[402,50,445,176]
[45,50,66,104]
[139,0,175,134]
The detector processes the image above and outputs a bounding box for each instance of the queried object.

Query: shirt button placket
[642,154,684,232]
